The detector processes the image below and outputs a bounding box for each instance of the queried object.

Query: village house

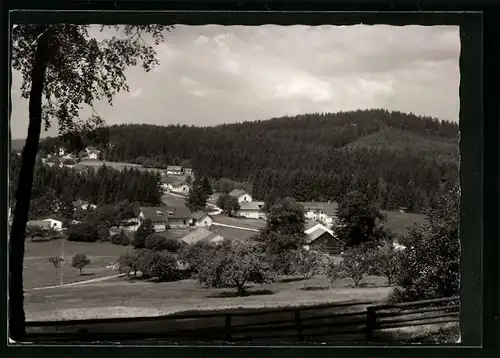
[191,211,213,227]
[183,167,193,175]
[303,220,341,254]
[229,189,253,203]
[298,201,339,226]
[235,201,265,219]
[73,200,97,211]
[208,192,224,204]
[85,146,100,160]
[171,181,190,195]
[138,207,170,232]
[166,165,183,175]
[180,227,224,246]
[163,205,192,228]
[27,218,64,231]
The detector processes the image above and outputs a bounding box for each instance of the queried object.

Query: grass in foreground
[25,274,391,321]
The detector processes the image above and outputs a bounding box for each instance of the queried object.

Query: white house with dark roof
[303,220,341,254]
[85,146,100,160]
[229,189,252,203]
[166,165,183,175]
[208,192,225,204]
[191,211,213,227]
[298,201,339,226]
[235,201,265,219]
[139,207,170,232]
[171,181,190,195]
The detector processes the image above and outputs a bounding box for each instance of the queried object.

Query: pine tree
[134,219,155,249]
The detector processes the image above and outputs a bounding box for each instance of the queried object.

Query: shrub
[134,219,155,249]
[97,226,110,241]
[111,230,131,246]
[179,240,219,275]
[71,253,91,275]
[66,222,99,242]
[141,251,178,281]
[391,187,460,302]
[117,250,144,277]
[145,233,181,252]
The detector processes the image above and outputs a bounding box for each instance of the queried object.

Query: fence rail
[25,296,460,343]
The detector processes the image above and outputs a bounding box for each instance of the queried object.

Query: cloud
[10,24,460,139]
[129,88,143,98]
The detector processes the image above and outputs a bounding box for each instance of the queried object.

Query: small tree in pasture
[197,240,274,296]
[48,255,64,274]
[341,245,370,287]
[111,229,130,246]
[117,250,146,277]
[293,249,323,288]
[368,242,399,287]
[141,251,178,281]
[71,253,91,275]
[325,258,347,289]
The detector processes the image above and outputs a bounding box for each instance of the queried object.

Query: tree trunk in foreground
[9,26,52,341]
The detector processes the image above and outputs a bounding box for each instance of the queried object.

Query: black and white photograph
[9,22,461,344]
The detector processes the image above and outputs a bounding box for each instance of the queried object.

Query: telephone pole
[59,238,65,287]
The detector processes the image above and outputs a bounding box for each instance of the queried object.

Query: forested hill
[42,109,460,212]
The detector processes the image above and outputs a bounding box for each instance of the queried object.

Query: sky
[10,24,460,139]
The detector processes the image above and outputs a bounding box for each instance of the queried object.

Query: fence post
[224,314,232,341]
[295,310,303,342]
[366,306,376,341]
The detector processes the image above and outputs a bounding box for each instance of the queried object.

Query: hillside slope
[345,127,459,163]
[36,109,459,212]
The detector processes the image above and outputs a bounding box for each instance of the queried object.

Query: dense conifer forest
[9,153,162,215]
[25,109,460,213]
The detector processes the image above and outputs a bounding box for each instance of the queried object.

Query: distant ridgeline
[36,109,460,212]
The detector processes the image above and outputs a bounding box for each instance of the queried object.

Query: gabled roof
[306,227,336,244]
[140,206,169,223]
[209,192,224,200]
[167,165,183,171]
[27,220,52,229]
[238,202,262,211]
[305,220,322,231]
[298,201,339,216]
[192,211,211,220]
[180,228,222,245]
[86,146,97,151]
[161,176,182,184]
[172,181,188,187]
[165,205,192,220]
[229,189,249,198]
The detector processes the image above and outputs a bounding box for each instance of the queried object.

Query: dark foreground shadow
[79,272,96,277]
[208,289,275,298]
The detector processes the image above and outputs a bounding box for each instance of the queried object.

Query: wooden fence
[25,297,459,343]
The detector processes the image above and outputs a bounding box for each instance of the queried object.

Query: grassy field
[79,160,142,170]
[24,240,131,289]
[381,210,428,237]
[213,215,266,230]
[160,193,188,207]
[25,274,390,322]
[211,226,258,240]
